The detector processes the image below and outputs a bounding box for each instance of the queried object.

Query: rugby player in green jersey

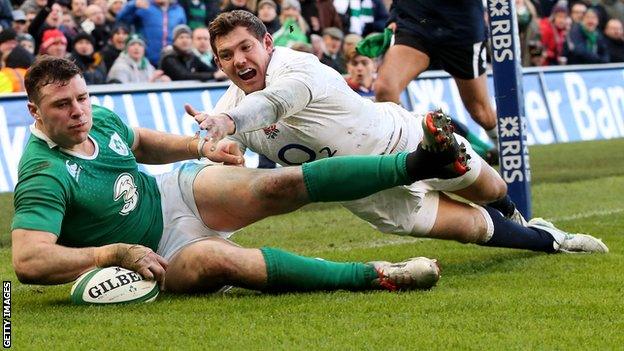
[12,56,487,293]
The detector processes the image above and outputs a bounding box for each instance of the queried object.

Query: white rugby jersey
[214,47,408,165]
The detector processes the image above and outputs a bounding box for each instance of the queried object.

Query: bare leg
[454,74,497,131]
[193,166,309,231]
[452,159,507,204]
[165,237,266,293]
[427,193,489,243]
[375,44,430,103]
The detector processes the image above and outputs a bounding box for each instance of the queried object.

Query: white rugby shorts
[342,106,482,236]
[154,163,234,260]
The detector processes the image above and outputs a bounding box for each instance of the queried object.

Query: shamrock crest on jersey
[114,173,139,215]
[65,160,82,181]
[109,132,129,156]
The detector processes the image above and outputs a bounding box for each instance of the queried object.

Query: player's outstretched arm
[12,229,167,285]
[130,126,243,165]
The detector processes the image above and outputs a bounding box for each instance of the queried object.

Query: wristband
[197,138,207,159]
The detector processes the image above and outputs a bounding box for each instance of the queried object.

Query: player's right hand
[95,243,168,286]
[184,104,236,145]
[118,245,168,286]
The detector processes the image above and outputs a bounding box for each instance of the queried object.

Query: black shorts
[394,29,487,80]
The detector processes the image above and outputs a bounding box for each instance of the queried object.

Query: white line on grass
[548,207,624,222]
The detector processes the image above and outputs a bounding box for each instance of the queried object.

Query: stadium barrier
[0,63,623,192]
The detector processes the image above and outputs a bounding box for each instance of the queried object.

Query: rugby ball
[70,266,159,305]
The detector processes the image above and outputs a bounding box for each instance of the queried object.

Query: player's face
[214,26,273,94]
[28,75,93,149]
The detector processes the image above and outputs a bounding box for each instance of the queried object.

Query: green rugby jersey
[11,105,163,251]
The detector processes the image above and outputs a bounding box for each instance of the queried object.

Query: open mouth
[237,68,257,81]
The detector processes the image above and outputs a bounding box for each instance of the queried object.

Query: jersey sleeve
[226,68,314,133]
[11,171,68,235]
[94,105,135,147]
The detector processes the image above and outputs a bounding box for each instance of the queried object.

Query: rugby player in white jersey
[190,10,607,254]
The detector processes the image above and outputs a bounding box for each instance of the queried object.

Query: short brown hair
[25,56,82,104]
[344,47,361,64]
[208,10,267,56]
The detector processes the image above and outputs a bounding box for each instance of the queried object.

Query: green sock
[261,247,378,292]
[465,131,492,158]
[301,152,410,202]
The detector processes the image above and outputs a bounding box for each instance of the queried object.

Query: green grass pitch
[0,139,623,350]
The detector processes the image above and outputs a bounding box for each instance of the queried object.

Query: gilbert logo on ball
[70,266,159,305]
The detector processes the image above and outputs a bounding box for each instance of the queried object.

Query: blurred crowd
[0,0,623,93]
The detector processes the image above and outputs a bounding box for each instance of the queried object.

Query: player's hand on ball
[94,244,168,286]
[119,245,168,285]
[185,104,235,146]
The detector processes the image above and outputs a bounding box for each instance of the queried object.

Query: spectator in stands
[257,0,280,34]
[61,11,80,41]
[273,0,310,47]
[28,1,66,53]
[570,1,588,24]
[11,10,29,35]
[565,8,610,64]
[80,4,111,51]
[604,18,624,62]
[69,32,108,84]
[315,0,342,32]
[70,0,88,25]
[19,0,47,18]
[38,28,67,57]
[319,26,345,74]
[0,28,18,62]
[575,0,609,31]
[99,23,130,71]
[117,0,187,66]
[17,33,36,54]
[0,45,34,92]
[344,46,376,100]
[160,24,224,81]
[28,0,75,52]
[342,33,361,56]
[24,10,38,31]
[602,0,624,25]
[309,33,324,58]
[107,33,171,83]
[335,0,388,36]
[178,0,221,30]
[299,0,321,35]
[222,0,254,13]
[191,26,219,70]
[516,0,542,66]
[106,0,127,24]
[540,3,570,65]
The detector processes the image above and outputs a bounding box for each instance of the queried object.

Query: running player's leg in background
[375,44,429,103]
[454,74,497,132]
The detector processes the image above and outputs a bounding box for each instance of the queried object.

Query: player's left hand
[202,139,245,166]
[185,104,235,147]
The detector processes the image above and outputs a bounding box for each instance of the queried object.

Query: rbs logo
[488,0,514,62]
